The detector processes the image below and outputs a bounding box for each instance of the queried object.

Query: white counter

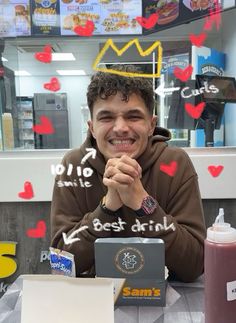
[0,147,236,202]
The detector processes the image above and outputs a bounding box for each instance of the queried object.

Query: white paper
[21,275,114,323]
[227,280,236,301]
[113,278,126,303]
[223,0,235,9]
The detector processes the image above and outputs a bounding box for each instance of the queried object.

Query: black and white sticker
[227,280,236,301]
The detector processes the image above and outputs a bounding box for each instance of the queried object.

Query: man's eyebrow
[125,109,145,115]
[96,110,113,118]
[95,108,145,118]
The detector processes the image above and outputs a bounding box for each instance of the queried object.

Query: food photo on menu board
[143,0,217,34]
[60,0,142,36]
[155,0,180,25]
[31,0,60,36]
[183,0,215,11]
[0,0,31,37]
[143,0,180,27]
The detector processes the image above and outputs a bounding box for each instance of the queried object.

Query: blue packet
[49,247,76,277]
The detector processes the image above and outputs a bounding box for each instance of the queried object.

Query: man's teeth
[111,139,134,144]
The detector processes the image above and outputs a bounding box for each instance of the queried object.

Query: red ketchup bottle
[204,208,236,323]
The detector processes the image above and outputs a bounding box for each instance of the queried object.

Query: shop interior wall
[15,75,91,148]
[12,13,225,150]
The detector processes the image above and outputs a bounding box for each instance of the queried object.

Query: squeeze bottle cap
[207,208,236,243]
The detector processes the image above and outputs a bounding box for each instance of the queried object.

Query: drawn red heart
[74,20,94,37]
[203,17,213,31]
[160,161,177,177]
[43,77,60,92]
[185,102,206,119]
[34,45,52,63]
[173,65,193,82]
[27,221,46,238]
[208,165,224,177]
[189,32,207,47]
[136,13,159,29]
[32,116,54,134]
[18,181,34,199]
[0,67,4,77]
[204,3,221,31]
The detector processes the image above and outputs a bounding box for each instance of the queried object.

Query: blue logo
[42,0,51,8]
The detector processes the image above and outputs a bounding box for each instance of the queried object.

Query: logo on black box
[114,247,144,274]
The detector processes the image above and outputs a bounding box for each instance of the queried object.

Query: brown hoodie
[51,127,206,282]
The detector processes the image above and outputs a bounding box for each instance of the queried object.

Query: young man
[51,65,206,282]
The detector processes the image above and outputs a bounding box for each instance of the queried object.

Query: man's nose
[113,117,129,133]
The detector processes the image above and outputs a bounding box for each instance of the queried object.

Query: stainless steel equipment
[33,93,69,149]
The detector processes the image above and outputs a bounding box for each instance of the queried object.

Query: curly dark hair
[87,65,154,117]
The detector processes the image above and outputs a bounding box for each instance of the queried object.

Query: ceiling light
[2,57,8,62]
[52,53,76,61]
[14,70,31,76]
[56,70,86,75]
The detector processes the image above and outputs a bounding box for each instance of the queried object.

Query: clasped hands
[103,155,148,211]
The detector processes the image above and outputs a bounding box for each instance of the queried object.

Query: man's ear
[149,115,157,136]
[87,120,96,139]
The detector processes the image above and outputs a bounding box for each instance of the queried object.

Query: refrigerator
[16,96,34,149]
[0,64,18,149]
[33,93,70,149]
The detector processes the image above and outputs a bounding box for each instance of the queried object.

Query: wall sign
[0,0,31,37]
[0,241,18,279]
[143,0,236,35]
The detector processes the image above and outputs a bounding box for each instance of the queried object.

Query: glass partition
[0,6,236,150]
[0,38,20,150]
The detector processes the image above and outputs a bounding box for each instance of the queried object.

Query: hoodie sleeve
[137,150,206,283]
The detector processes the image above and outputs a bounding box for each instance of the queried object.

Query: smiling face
[88,92,157,160]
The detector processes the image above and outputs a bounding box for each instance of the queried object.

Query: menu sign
[60,0,142,36]
[143,0,230,35]
[100,0,142,34]
[31,0,60,36]
[0,0,31,37]
[1,0,235,38]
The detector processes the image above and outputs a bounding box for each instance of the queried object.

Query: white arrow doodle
[62,225,89,245]
[81,148,97,165]
[155,82,180,98]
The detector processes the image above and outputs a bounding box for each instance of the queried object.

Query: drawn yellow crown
[92,38,163,78]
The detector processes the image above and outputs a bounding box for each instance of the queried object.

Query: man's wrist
[129,193,149,210]
[100,196,122,216]
[104,196,120,211]
[134,195,158,217]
